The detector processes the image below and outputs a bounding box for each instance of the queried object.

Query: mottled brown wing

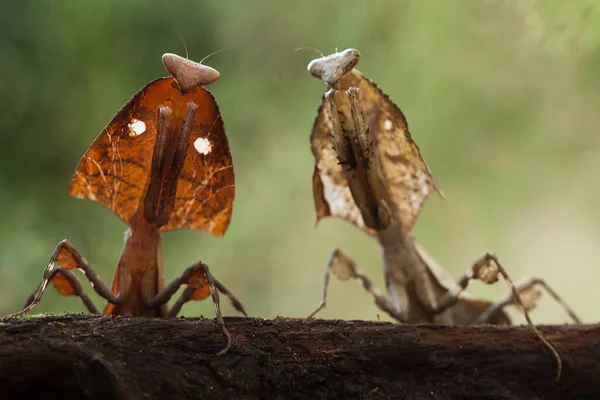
[310,97,375,235]
[343,70,441,234]
[161,86,233,234]
[69,77,234,236]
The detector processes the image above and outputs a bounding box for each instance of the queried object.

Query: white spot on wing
[128,119,146,137]
[194,137,212,155]
[384,119,393,131]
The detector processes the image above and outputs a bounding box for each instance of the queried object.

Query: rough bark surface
[0,315,598,400]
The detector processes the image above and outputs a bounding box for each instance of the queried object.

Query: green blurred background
[1,0,599,324]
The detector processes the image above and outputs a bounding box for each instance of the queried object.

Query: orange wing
[69,77,234,236]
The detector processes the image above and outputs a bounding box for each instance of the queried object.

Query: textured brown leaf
[69,77,234,236]
[310,59,440,234]
[310,104,375,234]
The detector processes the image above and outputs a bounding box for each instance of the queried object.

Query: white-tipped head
[162,53,220,92]
[307,48,360,88]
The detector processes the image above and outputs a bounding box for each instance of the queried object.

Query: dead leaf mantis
[305,48,581,378]
[1,53,246,355]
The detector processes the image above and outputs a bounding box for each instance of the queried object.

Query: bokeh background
[1,0,599,324]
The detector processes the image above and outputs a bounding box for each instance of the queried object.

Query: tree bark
[0,315,598,400]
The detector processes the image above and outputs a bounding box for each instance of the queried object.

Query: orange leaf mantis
[1,53,246,355]
[305,48,580,378]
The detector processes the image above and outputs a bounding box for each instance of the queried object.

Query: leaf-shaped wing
[310,96,375,235]
[162,89,233,234]
[69,77,234,236]
[342,70,441,234]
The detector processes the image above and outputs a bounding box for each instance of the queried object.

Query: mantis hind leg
[306,248,405,322]
[432,252,569,380]
[472,276,581,325]
[165,279,247,318]
[21,268,100,315]
[146,261,244,355]
[2,239,117,320]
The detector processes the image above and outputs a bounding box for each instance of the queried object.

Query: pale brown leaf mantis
[1,53,246,355]
[305,48,581,378]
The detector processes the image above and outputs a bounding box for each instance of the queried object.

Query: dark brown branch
[0,315,599,400]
